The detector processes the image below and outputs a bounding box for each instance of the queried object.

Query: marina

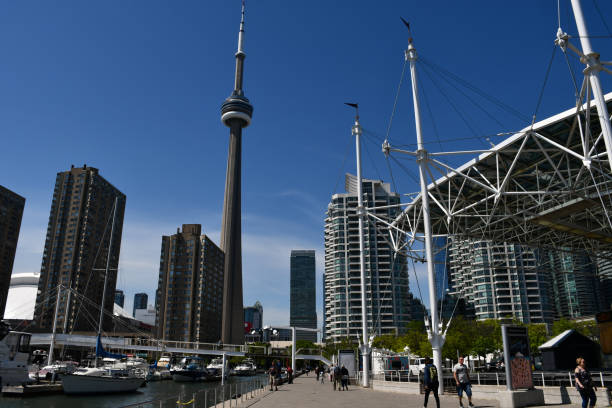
[0,374,267,408]
[1,0,612,407]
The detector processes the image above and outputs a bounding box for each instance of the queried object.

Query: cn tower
[219,0,252,345]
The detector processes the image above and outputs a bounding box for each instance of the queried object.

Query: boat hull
[61,374,143,394]
[171,370,207,382]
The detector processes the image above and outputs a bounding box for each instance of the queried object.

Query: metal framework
[356,0,612,392]
[387,93,612,255]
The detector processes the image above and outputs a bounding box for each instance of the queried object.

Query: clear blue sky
[2,1,612,326]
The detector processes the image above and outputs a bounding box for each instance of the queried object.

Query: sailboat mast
[95,196,119,368]
[47,284,62,366]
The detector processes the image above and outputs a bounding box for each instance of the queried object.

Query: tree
[527,323,548,355]
[371,335,397,351]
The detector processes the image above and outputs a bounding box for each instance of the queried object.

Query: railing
[374,370,612,389]
[30,333,267,355]
[119,377,269,408]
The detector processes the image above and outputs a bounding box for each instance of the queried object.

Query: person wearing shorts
[453,356,474,407]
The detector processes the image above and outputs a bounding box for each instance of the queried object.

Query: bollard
[496,372,499,386]
[205,390,208,408]
[477,372,480,385]
[215,387,218,407]
[600,372,604,387]
[568,372,573,387]
[541,372,545,387]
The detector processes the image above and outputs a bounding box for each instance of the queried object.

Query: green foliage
[552,318,599,342]
[295,340,318,353]
[324,317,599,365]
[527,324,548,356]
[322,337,357,360]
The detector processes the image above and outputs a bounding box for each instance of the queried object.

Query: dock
[2,382,63,396]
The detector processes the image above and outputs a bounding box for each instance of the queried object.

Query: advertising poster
[502,325,533,390]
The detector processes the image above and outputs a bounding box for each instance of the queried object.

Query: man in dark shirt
[423,357,440,408]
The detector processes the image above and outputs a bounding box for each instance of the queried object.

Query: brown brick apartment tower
[0,185,25,319]
[155,224,224,342]
[33,165,125,333]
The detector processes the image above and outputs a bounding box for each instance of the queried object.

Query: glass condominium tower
[290,250,317,342]
[324,174,411,343]
[448,238,553,324]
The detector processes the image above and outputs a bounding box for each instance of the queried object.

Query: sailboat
[61,197,144,394]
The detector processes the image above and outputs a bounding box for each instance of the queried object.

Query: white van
[409,358,426,375]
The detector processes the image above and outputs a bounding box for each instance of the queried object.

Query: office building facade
[114,290,125,308]
[324,174,411,342]
[244,301,263,333]
[290,250,317,342]
[155,224,224,343]
[33,165,125,332]
[0,185,25,319]
[133,292,147,317]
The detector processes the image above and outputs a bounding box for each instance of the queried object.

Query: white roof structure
[113,303,133,319]
[386,93,612,257]
[3,272,40,320]
[538,329,573,349]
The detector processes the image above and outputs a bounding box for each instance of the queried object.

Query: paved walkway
[244,376,500,408]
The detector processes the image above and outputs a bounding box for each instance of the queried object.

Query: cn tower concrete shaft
[220,121,245,345]
[219,0,252,345]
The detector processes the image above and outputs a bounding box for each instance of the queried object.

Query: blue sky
[2,1,612,327]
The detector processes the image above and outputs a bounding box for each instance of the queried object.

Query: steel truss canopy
[388,93,612,255]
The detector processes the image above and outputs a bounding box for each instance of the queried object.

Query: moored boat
[0,324,31,387]
[232,358,256,376]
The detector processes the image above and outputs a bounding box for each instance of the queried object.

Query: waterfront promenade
[243,376,501,408]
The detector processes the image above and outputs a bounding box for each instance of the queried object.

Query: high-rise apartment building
[448,239,552,324]
[155,224,224,343]
[597,253,612,309]
[133,292,147,317]
[324,174,411,342]
[244,301,263,333]
[290,250,317,342]
[0,185,25,319]
[33,165,126,333]
[114,290,125,308]
[543,249,604,319]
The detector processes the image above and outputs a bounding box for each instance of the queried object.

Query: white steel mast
[94,196,118,368]
[347,103,370,387]
[406,36,445,392]
[569,0,612,172]
[47,284,62,366]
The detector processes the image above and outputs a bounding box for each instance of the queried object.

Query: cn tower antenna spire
[220,0,253,345]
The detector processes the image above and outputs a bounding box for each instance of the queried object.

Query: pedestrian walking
[268,363,278,391]
[340,365,349,390]
[333,364,341,391]
[575,357,597,408]
[287,365,293,384]
[320,366,325,384]
[423,357,440,408]
[315,366,320,381]
[453,356,474,407]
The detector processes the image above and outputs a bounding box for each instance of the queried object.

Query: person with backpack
[340,365,349,390]
[453,356,474,407]
[268,363,278,391]
[333,364,341,391]
[423,357,440,408]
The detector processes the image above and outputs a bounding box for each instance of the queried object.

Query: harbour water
[0,374,267,408]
